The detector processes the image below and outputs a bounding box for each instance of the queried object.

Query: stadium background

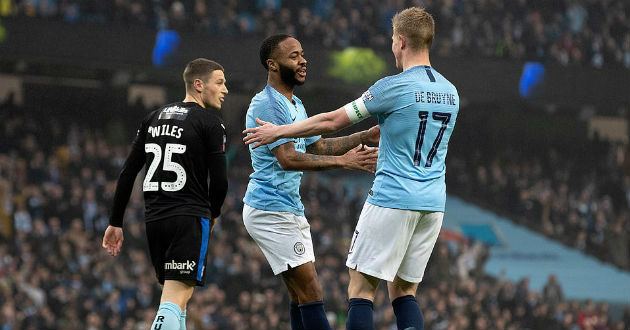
[0,0,628,329]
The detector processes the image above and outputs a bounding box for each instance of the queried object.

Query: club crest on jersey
[294,242,305,255]
[159,106,189,120]
[361,90,374,102]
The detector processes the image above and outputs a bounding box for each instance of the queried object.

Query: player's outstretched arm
[273,142,378,173]
[307,125,380,156]
[243,107,352,149]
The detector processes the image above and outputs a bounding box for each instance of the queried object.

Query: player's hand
[361,125,380,145]
[341,145,378,173]
[242,118,279,149]
[102,225,124,257]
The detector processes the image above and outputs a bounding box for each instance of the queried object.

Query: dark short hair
[259,34,293,70]
[183,58,224,90]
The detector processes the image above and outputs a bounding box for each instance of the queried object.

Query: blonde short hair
[392,7,435,51]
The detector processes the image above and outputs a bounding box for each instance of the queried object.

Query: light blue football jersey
[360,65,459,211]
[243,85,320,215]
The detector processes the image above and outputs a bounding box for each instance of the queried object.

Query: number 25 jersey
[109,102,228,226]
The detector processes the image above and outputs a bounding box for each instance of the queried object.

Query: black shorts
[146,215,212,286]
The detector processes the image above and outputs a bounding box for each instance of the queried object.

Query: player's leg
[391,211,444,330]
[387,277,422,330]
[147,216,212,330]
[282,274,305,330]
[282,262,331,330]
[345,202,417,330]
[242,205,329,330]
[282,262,322,302]
[151,280,195,330]
[346,268,380,330]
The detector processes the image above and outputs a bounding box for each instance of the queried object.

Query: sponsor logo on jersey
[164,259,196,271]
[294,242,305,255]
[159,106,189,120]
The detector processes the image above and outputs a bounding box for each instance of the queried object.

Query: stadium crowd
[2,0,630,69]
[0,103,628,329]
[447,109,630,271]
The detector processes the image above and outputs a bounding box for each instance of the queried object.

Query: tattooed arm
[306,132,363,156]
[306,126,380,156]
[272,142,377,173]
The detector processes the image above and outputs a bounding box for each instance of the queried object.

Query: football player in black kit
[102,58,229,330]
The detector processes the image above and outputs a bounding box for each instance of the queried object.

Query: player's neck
[267,76,294,102]
[401,51,431,71]
[183,94,206,109]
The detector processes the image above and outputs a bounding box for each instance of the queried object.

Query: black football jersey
[110,102,228,226]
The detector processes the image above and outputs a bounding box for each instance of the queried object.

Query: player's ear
[193,78,204,92]
[267,59,278,72]
[399,34,407,50]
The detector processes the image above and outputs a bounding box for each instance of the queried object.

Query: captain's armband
[343,98,371,124]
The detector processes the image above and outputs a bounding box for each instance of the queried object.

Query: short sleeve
[258,99,294,151]
[304,135,321,146]
[362,77,399,116]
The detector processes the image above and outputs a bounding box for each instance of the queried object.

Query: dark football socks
[290,301,305,330]
[299,300,332,330]
[346,298,374,330]
[392,295,424,330]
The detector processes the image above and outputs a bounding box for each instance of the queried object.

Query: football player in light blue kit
[242,34,379,330]
[243,8,458,330]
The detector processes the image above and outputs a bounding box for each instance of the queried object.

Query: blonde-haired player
[244,8,458,330]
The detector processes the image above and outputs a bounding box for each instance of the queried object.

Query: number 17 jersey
[354,65,459,212]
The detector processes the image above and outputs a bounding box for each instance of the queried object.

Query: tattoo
[326,141,334,155]
[307,133,362,155]
[275,143,337,171]
[292,152,331,170]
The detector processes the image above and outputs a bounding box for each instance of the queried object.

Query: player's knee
[347,270,379,300]
[348,280,376,301]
